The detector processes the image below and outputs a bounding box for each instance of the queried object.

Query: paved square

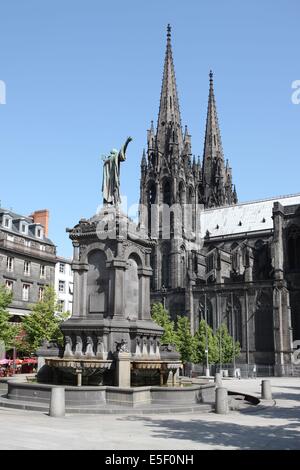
[0,377,300,450]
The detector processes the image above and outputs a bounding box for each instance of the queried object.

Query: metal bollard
[215,372,223,388]
[49,387,65,417]
[215,387,229,414]
[261,380,272,400]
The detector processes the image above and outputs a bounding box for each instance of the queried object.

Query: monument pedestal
[115,352,131,388]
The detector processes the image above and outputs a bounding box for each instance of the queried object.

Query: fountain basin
[4,378,215,410]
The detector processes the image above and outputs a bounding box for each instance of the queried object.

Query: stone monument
[41,137,182,387]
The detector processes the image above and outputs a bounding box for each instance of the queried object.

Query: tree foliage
[175,316,196,364]
[215,323,241,364]
[194,319,218,365]
[0,284,18,350]
[152,302,241,367]
[151,302,177,345]
[21,286,68,353]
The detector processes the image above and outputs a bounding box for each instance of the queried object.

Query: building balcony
[0,238,56,262]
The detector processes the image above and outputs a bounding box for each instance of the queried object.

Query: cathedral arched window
[206,250,215,273]
[231,243,240,273]
[150,151,156,166]
[178,181,185,204]
[226,295,243,347]
[147,182,156,236]
[187,186,194,204]
[161,243,170,288]
[287,225,300,271]
[255,292,274,352]
[253,240,272,280]
[179,245,186,288]
[290,292,300,342]
[198,297,213,329]
[162,180,171,206]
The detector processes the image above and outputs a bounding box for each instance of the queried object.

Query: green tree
[22,286,68,353]
[0,284,18,350]
[175,316,196,364]
[151,302,177,345]
[215,323,241,364]
[194,319,218,365]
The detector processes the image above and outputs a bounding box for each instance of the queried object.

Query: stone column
[110,259,127,317]
[139,267,152,320]
[215,387,229,414]
[244,290,250,365]
[261,380,272,400]
[115,352,131,388]
[49,387,65,417]
[272,202,293,375]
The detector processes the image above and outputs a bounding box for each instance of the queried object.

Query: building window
[24,261,31,276]
[6,257,14,272]
[40,265,46,278]
[4,218,10,228]
[59,263,65,274]
[21,223,27,233]
[206,253,214,273]
[57,300,64,312]
[22,284,30,301]
[5,280,13,292]
[37,228,42,238]
[59,280,65,293]
[38,286,44,301]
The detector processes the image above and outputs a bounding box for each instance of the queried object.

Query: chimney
[30,209,49,237]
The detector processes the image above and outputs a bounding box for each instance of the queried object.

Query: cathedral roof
[200,193,300,238]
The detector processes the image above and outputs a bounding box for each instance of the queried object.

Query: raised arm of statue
[118,136,133,162]
[102,137,133,206]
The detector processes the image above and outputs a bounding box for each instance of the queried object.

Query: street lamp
[227,292,237,374]
[199,294,210,377]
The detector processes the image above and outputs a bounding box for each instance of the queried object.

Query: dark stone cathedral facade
[139,26,300,375]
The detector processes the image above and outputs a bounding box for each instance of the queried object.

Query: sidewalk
[0,377,299,449]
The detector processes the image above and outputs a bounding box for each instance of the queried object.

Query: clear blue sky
[0,1,299,257]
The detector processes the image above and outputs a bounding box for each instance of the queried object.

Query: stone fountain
[42,205,182,388]
[3,138,215,412]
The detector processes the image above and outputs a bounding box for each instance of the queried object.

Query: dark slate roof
[0,207,55,246]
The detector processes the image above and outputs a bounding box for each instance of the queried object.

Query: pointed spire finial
[209,70,214,91]
[167,24,171,41]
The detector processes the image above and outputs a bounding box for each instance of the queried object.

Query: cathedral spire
[202,71,236,207]
[156,25,183,155]
[203,70,225,185]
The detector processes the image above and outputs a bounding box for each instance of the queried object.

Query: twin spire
[144,25,237,208]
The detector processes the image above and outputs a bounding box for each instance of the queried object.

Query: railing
[191,363,275,378]
[0,238,56,261]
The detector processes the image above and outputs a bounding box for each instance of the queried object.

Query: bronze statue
[101,137,132,206]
